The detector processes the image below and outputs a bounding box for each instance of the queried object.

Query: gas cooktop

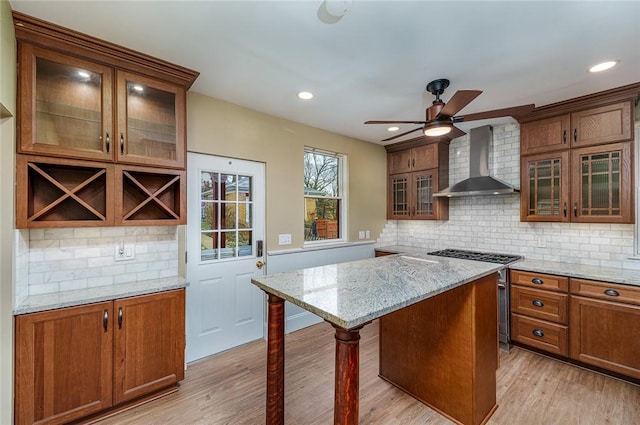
[428,249,522,265]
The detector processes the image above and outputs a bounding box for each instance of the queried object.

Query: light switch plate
[278,234,292,245]
[358,231,365,239]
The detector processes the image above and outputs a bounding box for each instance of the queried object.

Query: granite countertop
[14,276,189,315]
[510,259,640,288]
[251,253,503,330]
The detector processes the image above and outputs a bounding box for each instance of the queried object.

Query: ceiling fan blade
[448,126,467,139]
[455,104,535,122]
[382,126,424,142]
[365,120,426,125]
[439,90,483,117]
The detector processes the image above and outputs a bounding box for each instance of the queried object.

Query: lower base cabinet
[510,270,640,382]
[15,289,185,425]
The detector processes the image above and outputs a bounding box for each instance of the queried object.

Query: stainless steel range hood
[433,125,519,198]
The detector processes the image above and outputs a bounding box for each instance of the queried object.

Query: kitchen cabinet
[388,143,441,174]
[387,141,449,220]
[15,18,195,169]
[13,12,198,228]
[520,142,633,223]
[569,279,640,380]
[14,289,185,425]
[510,271,569,356]
[520,100,633,155]
[16,155,186,228]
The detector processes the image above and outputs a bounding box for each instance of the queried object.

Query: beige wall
[187,92,387,250]
[0,0,16,422]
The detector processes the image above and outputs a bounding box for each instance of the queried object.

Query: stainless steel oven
[428,249,522,347]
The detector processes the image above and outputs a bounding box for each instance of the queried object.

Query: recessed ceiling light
[588,60,619,73]
[387,126,400,132]
[297,91,313,100]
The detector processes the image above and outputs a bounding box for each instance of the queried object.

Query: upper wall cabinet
[518,87,638,224]
[14,12,198,170]
[521,100,634,156]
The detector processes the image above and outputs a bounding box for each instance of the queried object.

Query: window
[304,148,345,243]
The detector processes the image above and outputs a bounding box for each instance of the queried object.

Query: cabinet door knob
[563,202,567,217]
[531,278,544,285]
[532,329,544,338]
[532,299,544,307]
[105,132,110,153]
[573,128,578,142]
[118,307,123,329]
[573,203,578,217]
[120,133,125,155]
[103,309,109,332]
[604,289,620,297]
[562,130,567,144]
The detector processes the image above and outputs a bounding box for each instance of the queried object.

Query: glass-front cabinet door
[116,71,185,169]
[520,151,570,222]
[388,173,410,219]
[18,44,113,161]
[571,142,632,223]
[413,170,437,219]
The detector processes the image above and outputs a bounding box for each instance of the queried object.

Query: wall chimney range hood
[433,125,519,198]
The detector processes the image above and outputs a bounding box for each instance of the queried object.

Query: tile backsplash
[15,226,179,305]
[376,123,640,270]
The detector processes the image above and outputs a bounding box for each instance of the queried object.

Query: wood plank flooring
[97,320,640,425]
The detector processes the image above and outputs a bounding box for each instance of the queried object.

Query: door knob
[256,261,265,269]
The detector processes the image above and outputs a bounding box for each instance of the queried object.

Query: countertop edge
[509,260,640,288]
[14,276,189,315]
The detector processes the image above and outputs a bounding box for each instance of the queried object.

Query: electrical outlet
[537,235,547,248]
[358,231,365,239]
[278,234,292,245]
[365,230,370,239]
[115,243,135,261]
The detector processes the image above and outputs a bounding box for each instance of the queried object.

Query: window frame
[634,122,640,256]
[303,147,347,245]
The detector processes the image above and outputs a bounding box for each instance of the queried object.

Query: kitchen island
[251,253,504,425]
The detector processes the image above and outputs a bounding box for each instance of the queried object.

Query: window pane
[201,171,218,201]
[304,152,339,197]
[238,231,253,257]
[221,202,237,229]
[305,198,339,241]
[201,232,218,261]
[304,149,342,242]
[222,174,236,201]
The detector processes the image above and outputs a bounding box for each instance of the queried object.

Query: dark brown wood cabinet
[569,279,640,380]
[520,142,633,223]
[520,100,633,155]
[510,271,569,356]
[14,289,185,425]
[13,12,198,228]
[387,141,449,220]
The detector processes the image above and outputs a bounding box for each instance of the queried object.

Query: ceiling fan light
[424,122,452,137]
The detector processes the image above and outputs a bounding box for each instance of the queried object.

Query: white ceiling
[9,1,640,145]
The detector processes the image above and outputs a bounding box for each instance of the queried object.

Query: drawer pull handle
[604,289,620,297]
[118,307,123,329]
[532,329,544,338]
[532,299,544,307]
[531,278,544,285]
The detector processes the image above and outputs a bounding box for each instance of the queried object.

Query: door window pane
[200,171,254,261]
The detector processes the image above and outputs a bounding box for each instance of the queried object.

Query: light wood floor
[98,320,640,425]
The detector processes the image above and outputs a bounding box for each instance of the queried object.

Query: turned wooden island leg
[333,324,364,425]
[266,294,285,425]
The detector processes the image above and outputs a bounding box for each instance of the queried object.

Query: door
[186,152,266,362]
[14,302,113,425]
[113,290,185,404]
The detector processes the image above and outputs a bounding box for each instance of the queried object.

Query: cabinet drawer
[511,313,568,356]
[510,270,568,292]
[511,285,568,324]
[570,278,640,306]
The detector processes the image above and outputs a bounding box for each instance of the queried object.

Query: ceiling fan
[365,79,535,142]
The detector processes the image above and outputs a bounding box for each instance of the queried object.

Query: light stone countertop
[14,276,188,315]
[251,253,503,330]
[509,259,640,288]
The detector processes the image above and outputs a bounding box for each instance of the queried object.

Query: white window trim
[303,147,347,246]
[634,122,640,257]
